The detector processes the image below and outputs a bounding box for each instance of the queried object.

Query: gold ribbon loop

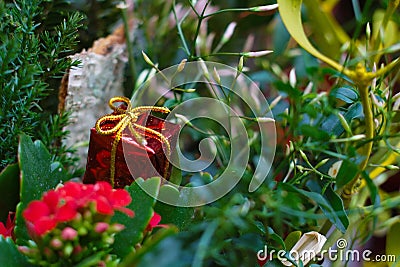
[95,96,171,187]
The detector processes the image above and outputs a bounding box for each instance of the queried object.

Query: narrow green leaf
[362,172,380,207]
[15,134,68,245]
[112,177,161,258]
[0,164,19,223]
[307,180,349,232]
[0,236,33,266]
[282,183,348,233]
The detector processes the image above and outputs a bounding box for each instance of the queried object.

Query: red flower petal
[55,201,78,222]
[94,196,114,215]
[146,212,166,231]
[34,217,57,236]
[23,201,50,221]
[115,206,134,217]
[110,189,132,207]
[0,223,7,237]
[6,212,15,229]
[149,212,161,228]
[93,181,113,196]
[43,190,60,211]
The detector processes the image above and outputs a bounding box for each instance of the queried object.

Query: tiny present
[83,96,180,188]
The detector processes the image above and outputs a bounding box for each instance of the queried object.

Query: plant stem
[190,0,211,59]
[341,82,374,207]
[173,0,191,56]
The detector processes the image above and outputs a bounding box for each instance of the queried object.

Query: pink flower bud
[94,222,109,233]
[61,227,78,241]
[110,223,125,232]
[50,238,63,249]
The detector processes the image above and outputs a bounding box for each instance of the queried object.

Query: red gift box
[83,97,180,188]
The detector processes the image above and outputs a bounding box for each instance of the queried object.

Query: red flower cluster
[23,182,134,236]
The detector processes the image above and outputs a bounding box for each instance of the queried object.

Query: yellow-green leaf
[284,231,302,250]
[303,0,350,58]
[386,221,400,265]
[277,0,343,72]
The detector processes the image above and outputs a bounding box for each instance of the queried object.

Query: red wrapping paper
[83,113,180,188]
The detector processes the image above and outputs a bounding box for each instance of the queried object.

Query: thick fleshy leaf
[154,185,194,231]
[0,164,20,223]
[15,134,68,245]
[0,236,33,266]
[277,0,343,71]
[112,177,161,258]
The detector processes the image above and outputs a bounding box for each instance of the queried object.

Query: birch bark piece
[59,24,127,169]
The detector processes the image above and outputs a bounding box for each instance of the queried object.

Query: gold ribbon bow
[95,96,171,187]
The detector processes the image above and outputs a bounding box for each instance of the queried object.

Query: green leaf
[330,87,359,104]
[112,177,161,258]
[0,236,33,266]
[386,221,400,264]
[282,183,348,233]
[335,160,359,190]
[300,125,330,141]
[154,185,194,231]
[307,180,349,232]
[0,164,19,223]
[15,134,68,245]
[277,0,343,71]
[321,102,363,136]
[267,227,286,249]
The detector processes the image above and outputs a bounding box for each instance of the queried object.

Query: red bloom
[0,212,15,238]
